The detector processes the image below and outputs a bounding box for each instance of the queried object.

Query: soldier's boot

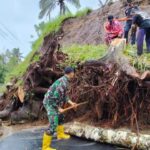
[57,125,70,140]
[42,132,56,150]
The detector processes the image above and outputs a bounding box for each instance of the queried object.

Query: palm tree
[39,0,81,20]
[98,0,113,7]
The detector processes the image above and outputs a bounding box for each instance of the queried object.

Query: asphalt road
[0,128,129,150]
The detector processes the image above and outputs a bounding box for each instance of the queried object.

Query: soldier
[42,67,77,150]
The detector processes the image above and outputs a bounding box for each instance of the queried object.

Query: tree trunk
[64,122,150,150]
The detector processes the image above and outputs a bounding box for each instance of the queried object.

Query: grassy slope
[124,45,150,72]
[62,44,107,66]
[63,44,150,72]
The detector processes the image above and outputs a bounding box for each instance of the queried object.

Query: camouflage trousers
[44,101,64,135]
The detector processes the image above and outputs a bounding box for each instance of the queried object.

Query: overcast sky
[0,0,100,56]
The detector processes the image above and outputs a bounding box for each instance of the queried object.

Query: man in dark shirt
[132,12,150,55]
[124,0,139,44]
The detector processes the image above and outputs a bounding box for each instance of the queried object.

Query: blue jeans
[137,28,150,55]
[124,21,136,45]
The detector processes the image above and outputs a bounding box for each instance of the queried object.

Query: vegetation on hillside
[4,8,92,84]
[124,45,150,72]
[62,44,107,66]
[0,48,22,84]
[4,48,40,83]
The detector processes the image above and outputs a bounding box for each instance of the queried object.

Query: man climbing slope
[132,11,150,55]
[124,0,139,44]
[104,15,124,45]
[42,67,77,150]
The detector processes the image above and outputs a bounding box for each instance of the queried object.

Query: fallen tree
[0,32,149,149]
[0,1,149,149]
[65,39,150,132]
[63,39,150,150]
[0,36,149,129]
[65,122,150,150]
[0,33,66,122]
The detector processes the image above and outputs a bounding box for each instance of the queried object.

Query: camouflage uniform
[43,76,69,135]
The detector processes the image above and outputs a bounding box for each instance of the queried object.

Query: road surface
[0,128,129,150]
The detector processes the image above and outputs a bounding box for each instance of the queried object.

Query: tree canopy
[0,48,22,83]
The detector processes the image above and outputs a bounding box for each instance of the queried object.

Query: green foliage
[0,48,22,84]
[32,8,92,58]
[31,8,92,61]
[4,8,92,84]
[62,44,107,66]
[75,8,92,17]
[5,48,39,83]
[0,55,6,83]
[124,45,150,72]
[42,14,72,35]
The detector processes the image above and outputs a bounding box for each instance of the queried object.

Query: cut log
[65,122,150,150]
[100,38,140,77]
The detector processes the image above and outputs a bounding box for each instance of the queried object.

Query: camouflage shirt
[43,76,69,108]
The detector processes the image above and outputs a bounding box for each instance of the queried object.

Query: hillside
[60,1,150,47]
[4,1,150,83]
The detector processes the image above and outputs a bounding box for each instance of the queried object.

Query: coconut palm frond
[39,0,81,19]
[39,0,56,19]
[66,0,81,8]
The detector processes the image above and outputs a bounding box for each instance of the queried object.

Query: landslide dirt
[60,1,150,47]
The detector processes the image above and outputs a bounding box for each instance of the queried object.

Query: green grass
[36,8,92,46]
[62,44,107,66]
[75,8,92,17]
[4,8,92,84]
[124,45,150,72]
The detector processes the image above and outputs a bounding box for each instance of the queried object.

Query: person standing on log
[132,11,150,55]
[42,67,77,150]
[104,15,124,45]
[124,0,139,44]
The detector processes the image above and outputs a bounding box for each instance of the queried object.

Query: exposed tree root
[0,36,149,133]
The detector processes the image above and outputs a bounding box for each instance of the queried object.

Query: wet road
[0,128,128,150]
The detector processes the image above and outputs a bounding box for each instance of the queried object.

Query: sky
[0,0,100,56]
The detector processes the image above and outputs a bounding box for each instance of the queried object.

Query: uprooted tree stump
[65,39,150,130]
[63,39,150,150]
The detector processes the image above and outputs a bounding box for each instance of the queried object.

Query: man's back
[133,13,150,28]
[43,76,69,107]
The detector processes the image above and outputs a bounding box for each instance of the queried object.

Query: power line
[0,22,19,41]
[0,22,29,50]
